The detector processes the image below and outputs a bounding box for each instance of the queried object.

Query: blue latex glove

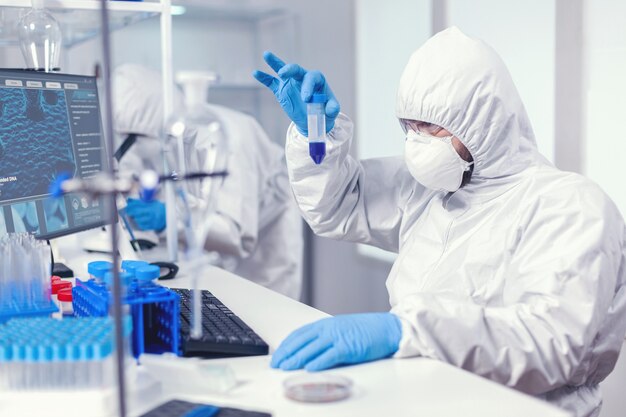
[271,313,402,372]
[252,51,340,136]
[125,198,166,232]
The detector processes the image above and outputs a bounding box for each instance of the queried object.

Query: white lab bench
[54,233,570,417]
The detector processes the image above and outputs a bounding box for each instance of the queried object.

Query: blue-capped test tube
[307,93,327,164]
[88,261,112,284]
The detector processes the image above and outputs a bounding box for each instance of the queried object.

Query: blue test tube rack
[0,317,126,390]
[72,277,180,358]
[0,299,58,324]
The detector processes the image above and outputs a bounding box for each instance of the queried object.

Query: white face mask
[404,130,473,192]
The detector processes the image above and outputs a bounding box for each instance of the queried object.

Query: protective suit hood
[396,27,543,182]
[113,63,184,138]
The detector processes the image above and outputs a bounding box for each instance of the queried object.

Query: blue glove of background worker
[253,51,341,136]
[271,313,402,371]
[125,198,166,232]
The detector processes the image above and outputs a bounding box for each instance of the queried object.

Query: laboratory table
[54,234,570,417]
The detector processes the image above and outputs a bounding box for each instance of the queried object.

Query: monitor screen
[0,69,112,239]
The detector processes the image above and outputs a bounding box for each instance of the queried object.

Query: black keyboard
[140,399,271,417]
[172,288,269,358]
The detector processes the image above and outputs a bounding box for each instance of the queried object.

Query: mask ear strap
[462,161,474,172]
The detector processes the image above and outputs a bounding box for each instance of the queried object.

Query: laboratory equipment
[139,399,271,417]
[89,261,113,283]
[135,264,160,285]
[165,71,228,341]
[283,374,352,403]
[307,93,327,164]
[171,288,268,358]
[17,0,62,72]
[51,279,71,303]
[121,260,150,278]
[73,271,180,358]
[0,317,121,390]
[0,233,56,322]
[57,287,73,316]
[0,69,111,239]
[283,374,353,403]
[139,353,237,395]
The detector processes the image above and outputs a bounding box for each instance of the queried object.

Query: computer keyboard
[171,288,269,358]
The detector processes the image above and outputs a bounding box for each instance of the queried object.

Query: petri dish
[283,374,353,403]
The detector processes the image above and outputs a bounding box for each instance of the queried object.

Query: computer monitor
[0,69,111,240]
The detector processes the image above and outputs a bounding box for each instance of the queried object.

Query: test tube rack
[72,279,180,358]
[0,317,119,390]
[0,299,58,324]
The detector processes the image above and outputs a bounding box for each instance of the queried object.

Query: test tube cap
[57,288,73,302]
[121,260,150,277]
[103,271,133,287]
[135,265,160,283]
[88,261,113,279]
[310,93,328,103]
[51,280,72,295]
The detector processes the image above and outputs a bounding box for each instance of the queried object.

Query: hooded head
[112,63,184,139]
[396,27,542,182]
[112,64,187,173]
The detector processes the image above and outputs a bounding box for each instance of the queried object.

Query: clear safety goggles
[399,119,444,136]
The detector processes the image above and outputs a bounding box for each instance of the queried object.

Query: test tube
[307,93,327,165]
[134,265,160,287]
[103,271,132,290]
[88,261,113,283]
[51,280,71,304]
[57,288,74,317]
[121,260,150,279]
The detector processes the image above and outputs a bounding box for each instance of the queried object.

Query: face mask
[404,130,473,192]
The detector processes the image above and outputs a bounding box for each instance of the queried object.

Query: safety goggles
[399,119,444,136]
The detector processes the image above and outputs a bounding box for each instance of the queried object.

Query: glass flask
[164,71,227,339]
[18,0,62,72]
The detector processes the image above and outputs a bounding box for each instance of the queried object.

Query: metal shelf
[179,0,286,21]
[0,1,163,48]
[0,0,163,12]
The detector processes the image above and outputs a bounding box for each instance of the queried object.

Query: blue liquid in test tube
[307,93,327,164]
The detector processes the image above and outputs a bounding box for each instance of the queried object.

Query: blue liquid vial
[307,93,327,164]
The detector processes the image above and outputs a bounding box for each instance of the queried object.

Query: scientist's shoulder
[523,164,623,222]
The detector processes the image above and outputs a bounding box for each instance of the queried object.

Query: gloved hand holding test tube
[253,51,340,165]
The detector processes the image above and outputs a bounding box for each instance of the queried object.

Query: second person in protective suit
[113,64,303,300]
[254,27,626,417]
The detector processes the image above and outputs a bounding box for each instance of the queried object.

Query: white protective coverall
[285,27,626,416]
[113,64,303,299]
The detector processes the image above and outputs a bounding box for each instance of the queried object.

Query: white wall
[355,0,432,160]
[585,0,626,217]
[584,2,626,416]
[447,0,556,162]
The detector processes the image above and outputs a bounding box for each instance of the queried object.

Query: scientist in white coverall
[113,64,303,299]
[254,27,626,416]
